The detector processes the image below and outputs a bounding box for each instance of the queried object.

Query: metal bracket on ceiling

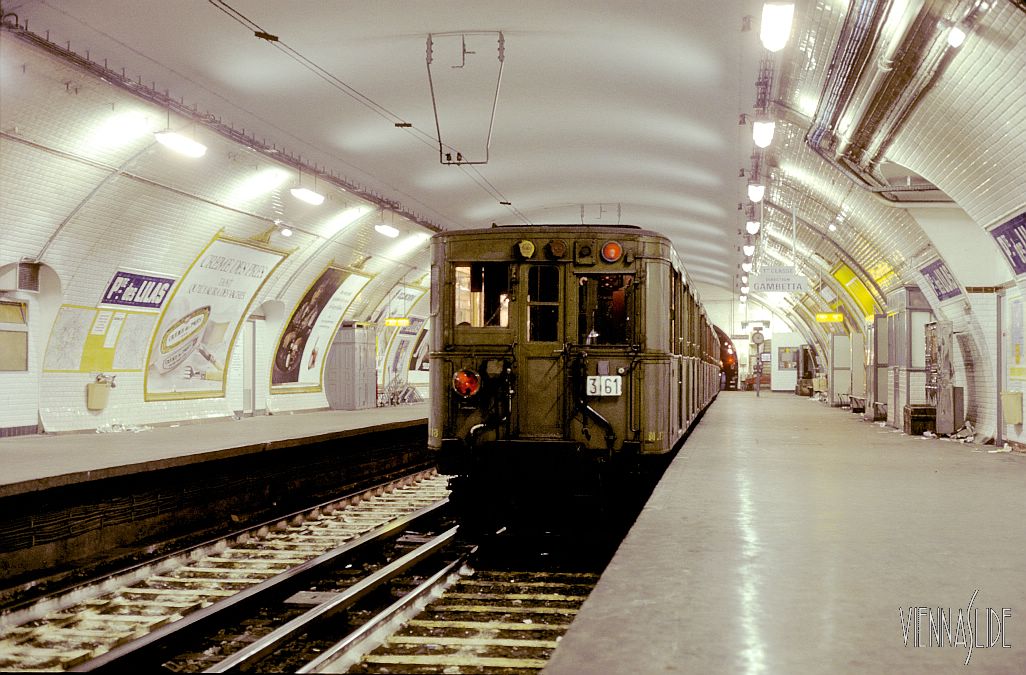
[426,31,505,166]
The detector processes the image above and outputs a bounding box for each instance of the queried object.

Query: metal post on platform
[751,329,765,398]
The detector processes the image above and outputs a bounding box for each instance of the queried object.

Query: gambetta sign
[751,266,810,293]
[100,270,176,310]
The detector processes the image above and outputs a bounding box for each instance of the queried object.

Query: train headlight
[452,369,482,398]
[601,240,623,263]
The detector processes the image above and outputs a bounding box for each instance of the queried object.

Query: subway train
[714,325,739,391]
[428,224,720,530]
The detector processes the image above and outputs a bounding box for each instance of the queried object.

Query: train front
[427,226,682,530]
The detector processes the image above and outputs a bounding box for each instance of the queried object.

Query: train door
[516,264,564,438]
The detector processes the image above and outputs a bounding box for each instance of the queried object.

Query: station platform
[545,392,1026,674]
[0,404,429,598]
[0,404,428,498]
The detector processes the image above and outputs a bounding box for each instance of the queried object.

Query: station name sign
[751,266,810,293]
[384,317,411,327]
[100,269,176,310]
[919,258,962,301]
[990,210,1026,276]
[815,312,844,323]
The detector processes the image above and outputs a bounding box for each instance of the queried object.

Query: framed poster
[144,235,289,400]
[271,266,371,392]
[374,284,427,375]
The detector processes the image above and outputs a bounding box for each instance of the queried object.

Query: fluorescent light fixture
[747,183,766,203]
[741,285,750,294]
[375,223,400,238]
[279,226,293,237]
[154,131,206,157]
[760,2,795,52]
[742,262,753,273]
[746,220,761,235]
[947,25,966,48]
[743,244,756,256]
[752,120,776,148]
[290,187,325,205]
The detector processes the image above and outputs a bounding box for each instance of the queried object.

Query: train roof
[434,224,670,241]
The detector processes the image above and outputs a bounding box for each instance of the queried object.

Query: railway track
[0,470,450,672]
[324,568,599,674]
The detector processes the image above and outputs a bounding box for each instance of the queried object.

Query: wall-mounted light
[947,24,967,48]
[741,285,750,294]
[742,261,753,273]
[375,223,400,238]
[740,295,748,303]
[752,119,776,148]
[743,244,756,257]
[274,219,293,237]
[290,186,325,205]
[746,220,761,235]
[741,275,749,283]
[828,222,837,232]
[154,130,207,157]
[747,183,765,203]
[760,2,795,52]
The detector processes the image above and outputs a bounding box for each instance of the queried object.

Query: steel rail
[72,497,448,672]
[207,526,461,672]
[299,542,471,673]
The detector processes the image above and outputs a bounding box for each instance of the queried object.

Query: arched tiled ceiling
[749,0,1026,329]
[7,0,765,293]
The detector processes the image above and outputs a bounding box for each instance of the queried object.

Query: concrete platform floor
[545,391,1026,674]
[0,404,427,497]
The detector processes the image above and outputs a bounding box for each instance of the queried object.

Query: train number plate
[586,375,622,396]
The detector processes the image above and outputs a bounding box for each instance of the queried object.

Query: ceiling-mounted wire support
[426,31,505,165]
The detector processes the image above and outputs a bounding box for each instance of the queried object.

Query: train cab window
[527,265,560,342]
[577,274,632,345]
[454,263,510,328]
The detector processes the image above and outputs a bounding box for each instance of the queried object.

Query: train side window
[576,274,632,345]
[454,263,510,328]
[528,266,560,342]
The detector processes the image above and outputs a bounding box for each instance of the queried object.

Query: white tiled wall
[889,2,1026,232]
[0,35,435,432]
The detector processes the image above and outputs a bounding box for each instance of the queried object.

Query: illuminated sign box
[816,312,844,323]
[384,317,411,327]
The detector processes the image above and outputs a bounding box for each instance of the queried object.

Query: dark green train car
[428,225,719,527]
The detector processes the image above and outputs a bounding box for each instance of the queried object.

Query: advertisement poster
[385,316,426,385]
[374,285,427,374]
[271,266,371,391]
[1010,299,1025,382]
[144,236,288,400]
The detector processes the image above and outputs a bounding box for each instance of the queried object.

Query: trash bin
[903,404,935,436]
[86,381,111,411]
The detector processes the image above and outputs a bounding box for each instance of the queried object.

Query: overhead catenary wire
[208,1,527,223]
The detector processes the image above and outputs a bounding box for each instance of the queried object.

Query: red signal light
[452,369,482,398]
[601,241,623,263]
